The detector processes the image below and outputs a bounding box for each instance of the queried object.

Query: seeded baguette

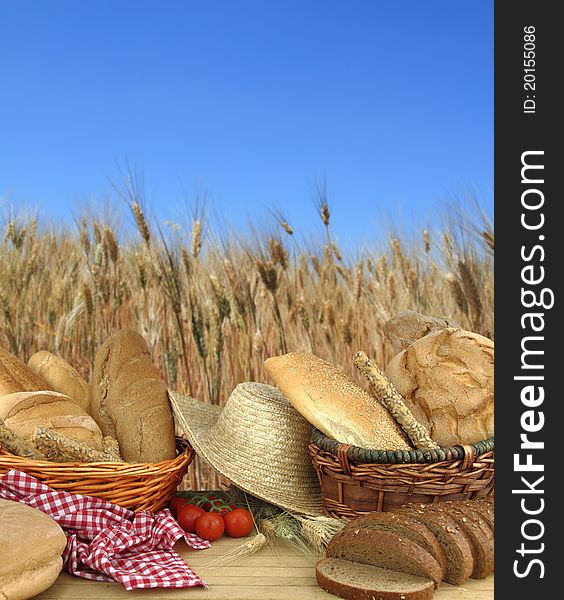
[316,558,435,600]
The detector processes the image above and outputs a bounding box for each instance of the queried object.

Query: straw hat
[169,382,324,516]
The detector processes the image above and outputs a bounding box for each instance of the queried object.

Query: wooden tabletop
[36,535,494,600]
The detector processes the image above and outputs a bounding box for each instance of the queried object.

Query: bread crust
[265,353,411,450]
[91,330,176,463]
[0,346,49,395]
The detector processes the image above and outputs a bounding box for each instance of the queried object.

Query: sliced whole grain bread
[316,558,435,600]
[437,504,494,578]
[461,498,495,532]
[326,528,443,588]
[344,512,448,580]
[397,505,474,585]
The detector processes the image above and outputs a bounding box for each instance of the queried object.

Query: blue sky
[0,0,493,245]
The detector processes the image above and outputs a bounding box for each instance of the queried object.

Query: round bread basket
[308,429,494,519]
[0,437,194,512]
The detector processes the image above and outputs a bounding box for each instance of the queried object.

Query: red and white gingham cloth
[0,469,210,590]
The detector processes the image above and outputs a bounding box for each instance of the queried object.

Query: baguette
[265,353,411,450]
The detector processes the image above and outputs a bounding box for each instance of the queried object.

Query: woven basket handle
[460,444,476,471]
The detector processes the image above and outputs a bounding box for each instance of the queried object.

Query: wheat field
[0,196,493,489]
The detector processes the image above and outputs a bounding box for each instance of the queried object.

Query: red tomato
[169,495,190,516]
[195,512,225,541]
[223,508,253,538]
[177,504,205,533]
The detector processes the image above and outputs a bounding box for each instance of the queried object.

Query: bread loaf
[0,391,103,451]
[28,351,91,412]
[386,328,494,446]
[0,346,50,396]
[384,311,460,354]
[265,353,411,450]
[91,330,176,462]
[0,499,67,600]
[316,558,435,600]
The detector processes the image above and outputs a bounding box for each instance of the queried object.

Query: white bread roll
[385,328,494,446]
[0,499,67,600]
[0,346,50,396]
[265,353,411,450]
[28,351,92,412]
[91,330,176,463]
[0,391,103,451]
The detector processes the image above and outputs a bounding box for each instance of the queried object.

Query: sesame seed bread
[316,558,435,600]
[264,353,411,450]
[28,351,92,413]
[91,330,176,463]
[326,528,442,588]
[344,512,447,580]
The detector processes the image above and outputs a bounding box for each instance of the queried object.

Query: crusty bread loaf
[0,499,67,600]
[28,351,91,412]
[265,353,411,450]
[0,391,103,451]
[386,328,494,446]
[384,311,460,354]
[0,346,50,396]
[91,330,176,463]
[326,528,442,588]
[316,558,435,600]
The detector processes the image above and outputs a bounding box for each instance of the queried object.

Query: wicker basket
[0,437,194,512]
[308,428,494,519]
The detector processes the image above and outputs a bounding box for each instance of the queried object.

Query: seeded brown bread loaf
[397,504,474,585]
[0,499,67,600]
[344,512,447,579]
[386,328,494,446]
[91,330,176,463]
[326,528,442,588]
[28,351,92,413]
[265,353,411,450]
[316,558,435,600]
[0,346,50,396]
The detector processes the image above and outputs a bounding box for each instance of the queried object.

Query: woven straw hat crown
[169,382,324,516]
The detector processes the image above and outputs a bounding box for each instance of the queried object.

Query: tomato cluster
[169,494,253,541]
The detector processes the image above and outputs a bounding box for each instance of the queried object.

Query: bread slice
[264,352,411,450]
[344,512,447,579]
[326,528,442,588]
[462,498,495,531]
[316,558,435,600]
[438,504,494,578]
[398,505,474,585]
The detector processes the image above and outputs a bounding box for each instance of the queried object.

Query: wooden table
[36,535,494,600]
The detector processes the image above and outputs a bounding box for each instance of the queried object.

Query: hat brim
[169,390,324,516]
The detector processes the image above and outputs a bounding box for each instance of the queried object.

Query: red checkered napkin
[0,469,210,590]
